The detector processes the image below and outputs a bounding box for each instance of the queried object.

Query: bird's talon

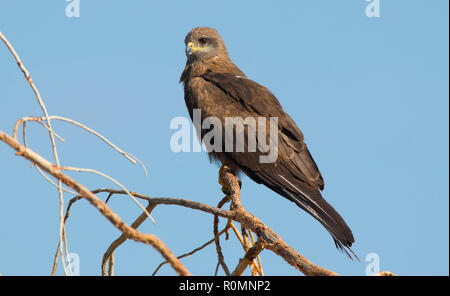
[219,164,234,195]
[218,164,230,185]
[221,186,235,195]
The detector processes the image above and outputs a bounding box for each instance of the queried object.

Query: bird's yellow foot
[219,164,234,195]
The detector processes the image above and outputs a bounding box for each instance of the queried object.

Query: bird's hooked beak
[185,41,205,57]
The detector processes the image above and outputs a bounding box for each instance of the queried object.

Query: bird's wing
[200,71,324,189]
[185,73,356,257]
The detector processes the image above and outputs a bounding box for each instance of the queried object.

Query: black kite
[180,27,356,258]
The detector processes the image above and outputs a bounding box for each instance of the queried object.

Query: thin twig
[51,195,83,275]
[59,166,156,224]
[229,222,245,249]
[13,116,147,175]
[249,231,264,276]
[44,116,147,174]
[214,262,220,276]
[101,201,157,276]
[1,33,69,275]
[78,189,236,220]
[21,119,77,195]
[231,240,265,276]
[152,222,231,276]
[241,225,258,275]
[213,196,231,276]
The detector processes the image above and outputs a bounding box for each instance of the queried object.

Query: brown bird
[180,27,357,258]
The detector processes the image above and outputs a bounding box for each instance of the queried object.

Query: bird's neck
[180,56,245,85]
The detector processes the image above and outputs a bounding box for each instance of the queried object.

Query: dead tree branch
[213,196,232,275]
[101,202,157,276]
[0,130,191,276]
[46,187,341,276]
[231,240,265,276]
[152,224,231,276]
[1,31,69,275]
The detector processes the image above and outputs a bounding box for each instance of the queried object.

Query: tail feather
[241,167,358,259]
[278,181,358,260]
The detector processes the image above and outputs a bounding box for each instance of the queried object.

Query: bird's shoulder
[199,71,282,112]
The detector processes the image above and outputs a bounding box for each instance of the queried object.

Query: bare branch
[0,130,191,276]
[59,166,156,224]
[77,189,236,220]
[152,222,231,276]
[240,226,260,276]
[213,196,231,276]
[231,240,265,276]
[57,185,340,276]
[20,118,77,195]
[1,32,68,274]
[101,202,157,276]
[13,116,148,175]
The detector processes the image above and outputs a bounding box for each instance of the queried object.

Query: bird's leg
[219,164,235,195]
[219,163,242,195]
[218,163,231,194]
[237,178,242,190]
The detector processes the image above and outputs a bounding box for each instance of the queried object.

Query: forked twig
[59,166,156,224]
[1,32,69,275]
[13,116,148,175]
[21,119,77,195]
[101,201,157,276]
[152,222,231,276]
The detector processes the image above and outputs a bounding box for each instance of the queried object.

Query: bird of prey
[180,27,356,258]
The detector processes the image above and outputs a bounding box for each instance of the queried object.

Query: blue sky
[0,1,448,276]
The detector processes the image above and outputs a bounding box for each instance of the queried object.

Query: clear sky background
[0,1,448,276]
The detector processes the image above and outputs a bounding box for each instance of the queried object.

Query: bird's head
[184,27,228,63]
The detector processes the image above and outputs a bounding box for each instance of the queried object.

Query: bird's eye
[199,38,207,44]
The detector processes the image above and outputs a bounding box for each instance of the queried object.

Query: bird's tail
[243,168,358,259]
[280,185,358,260]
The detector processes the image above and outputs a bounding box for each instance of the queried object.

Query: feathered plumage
[180,27,357,259]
